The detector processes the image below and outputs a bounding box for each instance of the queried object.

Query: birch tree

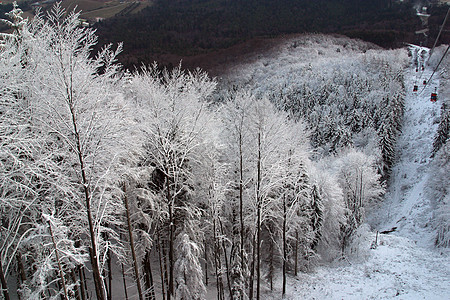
[219,90,254,299]
[310,166,346,262]
[0,5,55,298]
[129,64,216,299]
[23,5,129,298]
[333,149,384,251]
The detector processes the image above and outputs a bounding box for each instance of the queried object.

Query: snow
[285,233,449,299]
[283,53,450,299]
[372,60,440,247]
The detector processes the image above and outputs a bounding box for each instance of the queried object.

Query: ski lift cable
[416,54,425,82]
[419,43,450,95]
[413,47,428,84]
[429,7,450,58]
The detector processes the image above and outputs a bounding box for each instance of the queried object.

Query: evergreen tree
[310,184,324,252]
[433,103,449,156]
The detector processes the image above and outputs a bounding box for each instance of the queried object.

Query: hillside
[282,53,450,300]
[1,6,449,299]
[92,0,450,70]
[2,1,449,71]
[213,35,450,298]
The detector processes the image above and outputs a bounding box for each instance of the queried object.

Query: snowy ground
[282,62,450,299]
[285,233,449,299]
[372,65,442,248]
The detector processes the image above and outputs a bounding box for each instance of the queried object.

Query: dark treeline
[93,0,448,70]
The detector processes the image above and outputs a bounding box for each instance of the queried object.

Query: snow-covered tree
[427,142,450,247]
[0,5,58,299]
[225,38,407,176]
[310,165,346,262]
[9,4,130,299]
[333,149,384,251]
[432,103,449,156]
[19,213,87,299]
[174,232,206,300]
[219,91,314,298]
[218,90,255,299]
[128,64,216,299]
[1,6,420,297]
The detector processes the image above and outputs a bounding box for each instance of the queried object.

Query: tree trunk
[48,220,69,300]
[107,249,112,300]
[123,183,144,300]
[219,218,232,297]
[70,269,81,300]
[294,230,298,276]
[166,176,174,300]
[282,194,287,297]
[143,250,156,300]
[121,263,129,300]
[156,234,166,300]
[249,233,256,300]
[268,232,273,291]
[256,131,261,300]
[256,208,261,300]
[239,131,245,276]
[161,235,170,300]
[102,232,112,300]
[78,266,87,300]
[213,219,224,300]
[69,102,105,300]
[16,251,26,284]
[204,239,208,286]
[0,255,10,300]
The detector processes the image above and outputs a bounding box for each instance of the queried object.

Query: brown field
[79,2,128,20]
[1,0,152,24]
[61,0,106,13]
[129,1,151,14]
[21,10,34,19]
[62,0,153,22]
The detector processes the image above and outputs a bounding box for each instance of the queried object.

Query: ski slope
[283,60,450,299]
[372,65,441,247]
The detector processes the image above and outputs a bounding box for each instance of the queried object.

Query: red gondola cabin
[413,85,418,92]
[431,92,437,102]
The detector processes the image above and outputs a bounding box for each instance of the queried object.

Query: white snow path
[286,234,449,299]
[284,64,450,299]
[372,66,441,247]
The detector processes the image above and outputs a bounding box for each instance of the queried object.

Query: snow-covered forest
[1,4,448,300]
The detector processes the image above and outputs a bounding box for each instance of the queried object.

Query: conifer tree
[433,103,449,156]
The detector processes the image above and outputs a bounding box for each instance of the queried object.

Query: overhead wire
[415,48,427,83]
[418,6,450,95]
[413,7,434,86]
[419,43,450,94]
[429,7,450,58]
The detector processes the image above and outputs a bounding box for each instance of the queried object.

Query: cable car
[431,92,437,102]
[423,80,427,85]
[413,85,418,92]
[431,87,438,102]
[416,68,418,72]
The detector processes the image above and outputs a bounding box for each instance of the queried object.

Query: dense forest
[1,2,449,300]
[93,0,449,70]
